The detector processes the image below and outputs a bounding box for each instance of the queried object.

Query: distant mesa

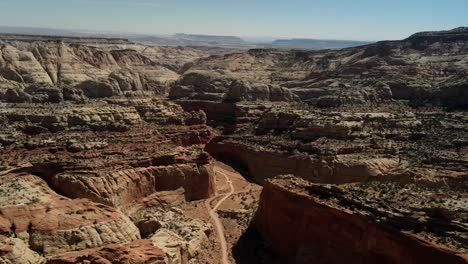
[270,38,372,50]
[406,26,468,43]
[174,33,247,45]
[172,33,372,49]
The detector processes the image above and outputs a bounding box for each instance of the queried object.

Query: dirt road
[205,166,235,264]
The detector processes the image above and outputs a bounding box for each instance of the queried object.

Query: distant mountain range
[0,25,374,50]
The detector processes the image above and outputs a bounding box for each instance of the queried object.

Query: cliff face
[206,139,404,184]
[48,163,215,207]
[254,176,467,264]
[205,103,468,190]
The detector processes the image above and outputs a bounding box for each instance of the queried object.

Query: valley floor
[174,160,263,264]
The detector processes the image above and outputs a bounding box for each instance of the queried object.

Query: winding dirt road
[205,167,235,264]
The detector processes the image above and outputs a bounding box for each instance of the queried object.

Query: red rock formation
[48,162,215,207]
[0,173,140,256]
[0,236,45,264]
[47,240,166,264]
[254,176,468,264]
[165,125,215,146]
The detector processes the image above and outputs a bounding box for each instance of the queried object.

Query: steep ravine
[205,138,405,185]
[196,104,468,264]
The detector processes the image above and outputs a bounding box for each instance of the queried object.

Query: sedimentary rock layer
[0,173,140,256]
[49,162,215,207]
[46,240,166,264]
[254,175,467,264]
[206,139,402,184]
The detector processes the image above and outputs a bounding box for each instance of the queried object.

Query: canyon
[0,28,466,264]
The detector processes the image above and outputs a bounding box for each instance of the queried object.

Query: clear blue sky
[0,0,466,41]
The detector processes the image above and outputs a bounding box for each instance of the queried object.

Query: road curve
[205,167,235,264]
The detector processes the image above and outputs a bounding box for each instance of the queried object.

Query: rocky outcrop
[255,110,421,140]
[440,80,468,109]
[46,240,166,264]
[47,162,215,207]
[254,175,468,263]
[0,40,207,101]
[0,44,53,87]
[0,95,219,262]
[225,80,300,102]
[177,101,238,125]
[76,80,121,99]
[2,28,468,107]
[151,229,189,264]
[170,70,299,102]
[123,193,211,264]
[176,100,273,133]
[406,27,468,45]
[0,103,141,132]
[0,173,141,256]
[2,88,33,103]
[169,70,235,101]
[0,236,45,264]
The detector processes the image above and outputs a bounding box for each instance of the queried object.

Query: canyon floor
[0,28,467,264]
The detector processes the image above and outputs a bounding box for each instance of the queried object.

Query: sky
[0,0,466,41]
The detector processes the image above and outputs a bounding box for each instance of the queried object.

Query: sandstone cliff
[254,175,467,264]
[48,162,215,207]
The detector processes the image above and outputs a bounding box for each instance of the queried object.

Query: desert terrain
[0,28,466,264]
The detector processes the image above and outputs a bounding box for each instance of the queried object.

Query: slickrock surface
[254,175,467,264]
[0,236,46,264]
[46,240,166,264]
[125,194,211,262]
[0,173,141,256]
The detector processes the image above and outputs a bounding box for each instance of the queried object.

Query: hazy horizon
[0,0,466,41]
[0,25,377,43]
